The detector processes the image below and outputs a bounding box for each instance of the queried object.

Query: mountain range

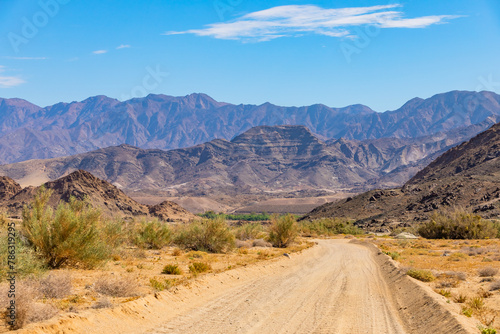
[0,124,484,198]
[0,90,499,164]
[302,121,500,229]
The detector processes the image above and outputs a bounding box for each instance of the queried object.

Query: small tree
[174,217,235,253]
[133,219,172,249]
[268,214,298,248]
[22,187,109,268]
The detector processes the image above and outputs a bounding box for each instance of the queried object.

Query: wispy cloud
[4,56,48,60]
[164,5,461,42]
[92,50,108,55]
[116,44,131,49]
[0,66,25,88]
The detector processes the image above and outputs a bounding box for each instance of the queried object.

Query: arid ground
[16,239,480,334]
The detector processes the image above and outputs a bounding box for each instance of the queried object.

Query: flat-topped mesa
[231,125,325,158]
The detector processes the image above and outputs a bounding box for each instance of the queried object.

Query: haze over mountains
[0,90,499,164]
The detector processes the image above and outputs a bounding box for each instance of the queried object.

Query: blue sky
[0,0,499,111]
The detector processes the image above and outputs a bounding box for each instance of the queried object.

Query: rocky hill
[302,122,500,229]
[0,170,194,221]
[0,91,498,164]
[0,124,476,197]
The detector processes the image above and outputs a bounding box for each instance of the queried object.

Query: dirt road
[149,240,407,334]
[20,239,477,334]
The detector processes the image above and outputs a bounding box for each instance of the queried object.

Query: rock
[394,232,419,239]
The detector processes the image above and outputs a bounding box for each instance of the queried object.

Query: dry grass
[94,275,139,297]
[373,237,500,329]
[479,267,499,277]
[39,272,72,299]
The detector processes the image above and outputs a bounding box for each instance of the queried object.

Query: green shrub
[22,187,109,269]
[198,211,270,221]
[479,327,497,334]
[101,219,127,249]
[162,264,182,275]
[234,223,264,240]
[133,220,171,249]
[189,262,211,274]
[174,217,235,253]
[268,214,298,248]
[0,236,46,279]
[149,278,176,291]
[418,211,497,239]
[406,268,436,282]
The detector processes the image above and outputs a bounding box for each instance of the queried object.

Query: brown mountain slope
[302,122,500,229]
[0,170,194,221]
[0,124,479,198]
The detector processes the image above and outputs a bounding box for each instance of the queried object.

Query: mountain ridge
[0,90,499,164]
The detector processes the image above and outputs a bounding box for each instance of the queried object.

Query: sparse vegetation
[234,223,265,240]
[198,211,270,221]
[478,267,499,277]
[406,268,436,282]
[268,214,298,248]
[162,264,182,275]
[189,262,211,274]
[133,219,171,249]
[174,217,235,253]
[299,218,363,236]
[94,275,139,297]
[39,272,72,299]
[22,187,110,268]
[418,210,497,239]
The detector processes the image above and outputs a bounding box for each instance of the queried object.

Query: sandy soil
[17,240,479,334]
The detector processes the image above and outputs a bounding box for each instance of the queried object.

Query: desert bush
[437,289,452,298]
[252,239,272,247]
[468,296,485,311]
[299,218,363,236]
[478,267,499,277]
[22,187,109,268]
[418,210,497,239]
[171,247,182,256]
[39,272,72,299]
[91,297,112,309]
[489,280,500,291]
[0,279,57,330]
[133,219,171,249]
[479,327,497,334]
[174,217,235,253]
[189,262,211,274]
[162,264,182,275]
[234,223,264,240]
[406,268,436,282]
[94,275,139,297]
[0,228,45,280]
[150,278,176,291]
[101,219,127,249]
[454,294,467,303]
[268,214,298,248]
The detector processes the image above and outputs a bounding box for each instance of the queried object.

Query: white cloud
[116,44,131,49]
[0,66,25,88]
[164,5,461,42]
[92,50,108,55]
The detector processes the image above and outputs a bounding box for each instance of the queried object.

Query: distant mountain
[0,125,481,197]
[0,91,499,164]
[302,122,500,229]
[0,170,194,221]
